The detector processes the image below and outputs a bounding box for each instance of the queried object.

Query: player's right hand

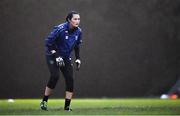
[56,57,65,67]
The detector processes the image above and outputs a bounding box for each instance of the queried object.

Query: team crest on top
[49,60,54,64]
[65,36,68,39]
[75,36,78,40]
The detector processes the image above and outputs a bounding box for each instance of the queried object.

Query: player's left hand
[75,59,81,71]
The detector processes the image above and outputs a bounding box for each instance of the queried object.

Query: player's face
[69,14,80,28]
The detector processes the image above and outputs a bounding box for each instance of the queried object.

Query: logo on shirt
[49,60,54,65]
[65,36,68,39]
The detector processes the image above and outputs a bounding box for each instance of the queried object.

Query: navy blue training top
[45,22,82,59]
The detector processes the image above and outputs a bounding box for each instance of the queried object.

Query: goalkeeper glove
[75,59,81,70]
[56,57,65,67]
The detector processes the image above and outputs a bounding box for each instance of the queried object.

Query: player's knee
[65,77,74,92]
[47,75,59,89]
[66,85,74,92]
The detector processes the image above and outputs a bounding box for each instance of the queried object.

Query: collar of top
[66,21,78,32]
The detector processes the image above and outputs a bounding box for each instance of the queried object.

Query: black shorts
[46,55,74,92]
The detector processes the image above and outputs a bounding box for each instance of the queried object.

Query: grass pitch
[0,98,180,115]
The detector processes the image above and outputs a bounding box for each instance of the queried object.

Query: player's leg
[61,59,74,111]
[40,55,60,110]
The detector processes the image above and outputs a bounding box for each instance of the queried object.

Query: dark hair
[66,11,79,22]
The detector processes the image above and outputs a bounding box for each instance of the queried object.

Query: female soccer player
[40,11,82,111]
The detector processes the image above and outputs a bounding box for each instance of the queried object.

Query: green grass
[0,98,180,115]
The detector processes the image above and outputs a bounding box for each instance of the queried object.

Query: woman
[40,11,82,111]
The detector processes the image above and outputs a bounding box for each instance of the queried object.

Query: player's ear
[68,19,71,22]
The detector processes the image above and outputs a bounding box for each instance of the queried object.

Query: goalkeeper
[40,11,82,111]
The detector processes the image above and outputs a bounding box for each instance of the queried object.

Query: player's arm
[45,27,65,67]
[45,26,60,57]
[74,32,82,70]
[74,45,80,59]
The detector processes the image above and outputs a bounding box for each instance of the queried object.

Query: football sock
[43,95,49,102]
[64,98,71,109]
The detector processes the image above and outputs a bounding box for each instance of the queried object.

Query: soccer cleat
[64,107,72,112]
[40,101,48,111]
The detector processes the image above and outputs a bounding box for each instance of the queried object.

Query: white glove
[75,59,81,70]
[51,50,56,54]
[56,57,65,67]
